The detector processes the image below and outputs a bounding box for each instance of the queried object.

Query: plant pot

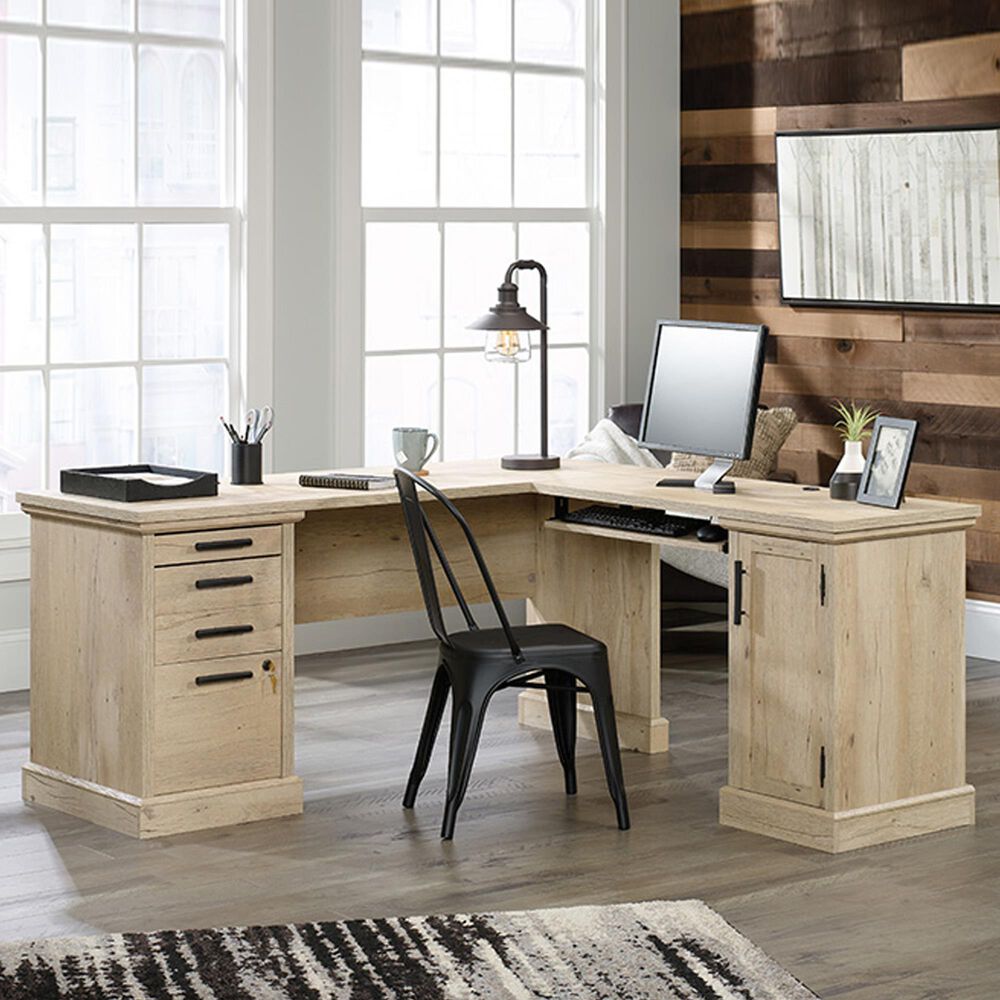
[829,440,865,500]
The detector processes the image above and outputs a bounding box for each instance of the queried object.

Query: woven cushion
[667,407,798,480]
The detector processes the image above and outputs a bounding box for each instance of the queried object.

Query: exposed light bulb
[484,329,530,363]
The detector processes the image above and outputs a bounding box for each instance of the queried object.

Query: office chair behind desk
[393,468,630,840]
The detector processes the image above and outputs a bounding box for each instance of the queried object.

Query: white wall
[622,0,681,404]
[271,0,338,473]
[0,534,30,692]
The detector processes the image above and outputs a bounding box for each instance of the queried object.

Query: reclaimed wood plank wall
[679,0,1000,601]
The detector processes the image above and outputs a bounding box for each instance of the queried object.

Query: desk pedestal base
[517,690,670,754]
[22,763,303,839]
[719,784,976,854]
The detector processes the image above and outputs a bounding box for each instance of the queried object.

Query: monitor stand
[656,458,736,494]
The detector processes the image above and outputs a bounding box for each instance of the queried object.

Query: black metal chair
[394,468,630,840]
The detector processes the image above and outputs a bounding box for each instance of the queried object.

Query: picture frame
[775,124,1000,313]
[856,417,919,509]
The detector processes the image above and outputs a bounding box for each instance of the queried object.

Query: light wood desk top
[18,459,979,542]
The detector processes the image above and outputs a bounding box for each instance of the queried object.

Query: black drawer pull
[194,624,254,640]
[195,574,254,590]
[195,670,254,686]
[194,537,253,552]
[733,559,746,626]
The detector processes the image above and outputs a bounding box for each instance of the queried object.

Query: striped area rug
[0,899,818,999]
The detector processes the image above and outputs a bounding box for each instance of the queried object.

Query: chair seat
[447,622,606,661]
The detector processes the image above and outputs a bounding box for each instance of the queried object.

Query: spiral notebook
[298,473,395,491]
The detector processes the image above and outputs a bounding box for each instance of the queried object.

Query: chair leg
[441,690,490,840]
[545,669,577,795]
[587,670,631,831]
[403,665,450,809]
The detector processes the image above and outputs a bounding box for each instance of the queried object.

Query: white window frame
[332,0,622,466]
[0,0,275,535]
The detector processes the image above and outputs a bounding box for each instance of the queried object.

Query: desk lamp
[467,259,559,470]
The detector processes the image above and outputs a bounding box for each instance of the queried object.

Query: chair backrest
[393,468,524,663]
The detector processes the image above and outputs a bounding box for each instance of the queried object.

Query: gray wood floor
[1,644,998,999]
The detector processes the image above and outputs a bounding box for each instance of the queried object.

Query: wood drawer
[152,653,283,795]
[154,525,282,567]
[155,556,282,616]
[155,603,283,664]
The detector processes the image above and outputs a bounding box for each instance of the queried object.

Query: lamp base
[500,454,560,471]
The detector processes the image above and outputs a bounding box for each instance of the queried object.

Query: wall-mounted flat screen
[776,126,1000,310]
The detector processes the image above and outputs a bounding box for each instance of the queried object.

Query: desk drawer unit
[154,525,283,566]
[155,603,283,664]
[152,654,283,795]
[155,556,282,615]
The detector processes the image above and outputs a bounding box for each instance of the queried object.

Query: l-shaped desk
[18,461,980,853]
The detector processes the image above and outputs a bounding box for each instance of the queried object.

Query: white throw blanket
[564,418,662,467]
[566,419,728,588]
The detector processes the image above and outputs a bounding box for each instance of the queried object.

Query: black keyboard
[559,504,704,539]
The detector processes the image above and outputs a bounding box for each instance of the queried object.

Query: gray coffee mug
[393,427,439,472]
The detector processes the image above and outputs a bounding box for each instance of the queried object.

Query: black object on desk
[232,441,263,485]
[61,465,218,502]
[299,473,395,490]
[555,500,706,539]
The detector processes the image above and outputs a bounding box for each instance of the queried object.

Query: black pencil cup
[231,442,263,485]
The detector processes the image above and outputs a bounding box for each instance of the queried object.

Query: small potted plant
[829,399,879,500]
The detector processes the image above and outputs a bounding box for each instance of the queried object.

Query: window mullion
[136,222,144,463]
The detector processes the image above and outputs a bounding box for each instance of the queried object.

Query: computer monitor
[638,319,768,493]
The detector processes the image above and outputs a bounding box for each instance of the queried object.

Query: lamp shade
[466,281,545,331]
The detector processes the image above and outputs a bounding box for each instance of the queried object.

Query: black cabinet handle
[733,559,746,626]
[195,574,254,590]
[195,670,254,686]
[194,624,254,640]
[194,537,253,552]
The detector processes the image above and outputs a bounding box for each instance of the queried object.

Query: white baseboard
[0,628,29,693]
[966,598,1000,662]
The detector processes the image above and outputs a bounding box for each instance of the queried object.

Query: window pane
[517,346,588,455]
[48,0,131,30]
[0,225,45,365]
[0,0,40,23]
[0,34,40,204]
[366,223,440,352]
[440,67,510,207]
[143,363,226,471]
[515,73,585,207]
[441,0,510,61]
[443,351,513,460]
[139,47,224,206]
[139,0,223,39]
[363,0,436,55]
[514,0,584,67]
[365,354,439,465]
[362,62,436,207]
[518,222,588,343]
[443,222,514,347]
[143,224,228,359]
[0,371,44,511]
[47,40,133,206]
[49,367,137,481]
[50,225,137,364]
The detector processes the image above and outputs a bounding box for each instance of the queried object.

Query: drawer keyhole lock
[262,659,277,694]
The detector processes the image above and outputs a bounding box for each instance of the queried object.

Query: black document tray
[60,464,219,502]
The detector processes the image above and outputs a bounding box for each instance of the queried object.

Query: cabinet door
[152,653,283,795]
[729,534,829,807]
